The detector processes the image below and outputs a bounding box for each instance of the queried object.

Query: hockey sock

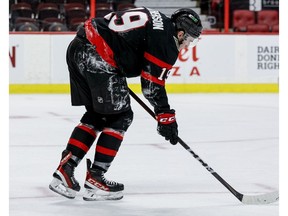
[66,123,97,165]
[93,128,124,172]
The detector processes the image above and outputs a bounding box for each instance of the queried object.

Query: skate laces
[101,173,118,186]
[66,162,78,183]
[70,166,76,178]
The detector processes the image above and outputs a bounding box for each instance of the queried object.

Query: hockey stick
[128,88,279,205]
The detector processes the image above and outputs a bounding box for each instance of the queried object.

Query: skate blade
[49,178,77,199]
[83,189,123,201]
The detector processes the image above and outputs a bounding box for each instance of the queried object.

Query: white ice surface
[9,93,279,216]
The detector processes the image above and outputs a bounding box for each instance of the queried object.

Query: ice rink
[9,93,279,216]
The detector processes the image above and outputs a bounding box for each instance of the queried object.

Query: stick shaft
[128,88,243,201]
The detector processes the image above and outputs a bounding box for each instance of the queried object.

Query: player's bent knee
[80,111,105,131]
[121,109,134,131]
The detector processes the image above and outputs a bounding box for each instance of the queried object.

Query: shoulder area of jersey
[145,8,166,31]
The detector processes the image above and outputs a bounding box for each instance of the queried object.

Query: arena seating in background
[36,3,60,20]
[246,24,269,32]
[116,2,137,11]
[233,10,255,32]
[42,0,65,3]
[272,24,279,33]
[15,21,40,32]
[95,3,114,18]
[64,3,88,26]
[233,9,279,32]
[9,0,279,33]
[9,0,89,31]
[13,17,40,32]
[46,22,69,31]
[66,0,87,4]
[40,0,65,11]
[257,10,279,31]
[42,17,68,31]
[11,3,34,24]
[68,17,86,31]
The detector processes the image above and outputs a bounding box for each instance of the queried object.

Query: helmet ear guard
[171,8,203,38]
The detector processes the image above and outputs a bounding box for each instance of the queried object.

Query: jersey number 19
[106,10,148,32]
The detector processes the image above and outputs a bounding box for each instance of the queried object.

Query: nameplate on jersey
[149,10,164,30]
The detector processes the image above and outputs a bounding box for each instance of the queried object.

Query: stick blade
[241,191,279,205]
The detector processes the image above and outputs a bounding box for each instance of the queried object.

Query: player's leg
[83,109,133,201]
[49,37,97,199]
[49,111,100,198]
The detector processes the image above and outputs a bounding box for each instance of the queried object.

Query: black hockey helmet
[171,8,203,38]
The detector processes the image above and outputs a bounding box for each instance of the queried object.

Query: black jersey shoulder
[93,7,178,76]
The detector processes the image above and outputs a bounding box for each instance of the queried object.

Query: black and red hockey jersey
[84,7,179,114]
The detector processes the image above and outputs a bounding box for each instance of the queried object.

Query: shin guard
[93,128,124,172]
[66,123,97,164]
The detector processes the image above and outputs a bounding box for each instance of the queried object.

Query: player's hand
[156,110,178,145]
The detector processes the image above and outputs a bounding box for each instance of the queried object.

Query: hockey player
[49,7,202,201]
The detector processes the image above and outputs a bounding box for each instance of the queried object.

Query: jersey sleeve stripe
[84,19,118,68]
[144,52,173,69]
[141,70,165,86]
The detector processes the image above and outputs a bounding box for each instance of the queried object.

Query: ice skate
[83,159,124,201]
[49,150,80,199]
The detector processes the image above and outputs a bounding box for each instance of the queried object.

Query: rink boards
[9,33,279,93]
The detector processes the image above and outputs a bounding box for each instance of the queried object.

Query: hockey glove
[156,110,178,145]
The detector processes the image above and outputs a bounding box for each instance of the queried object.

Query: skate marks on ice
[10,191,279,216]
[9,94,279,216]
[10,144,278,216]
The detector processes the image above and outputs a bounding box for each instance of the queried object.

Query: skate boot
[83,159,124,201]
[49,150,80,199]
